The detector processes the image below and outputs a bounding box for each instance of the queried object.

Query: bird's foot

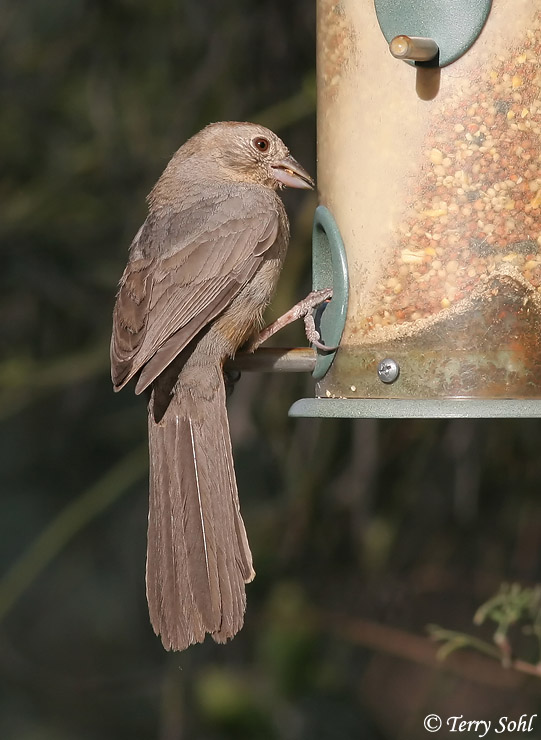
[302,310,337,352]
[249,288,336,351]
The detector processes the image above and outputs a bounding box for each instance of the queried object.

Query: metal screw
[377,358,400,384]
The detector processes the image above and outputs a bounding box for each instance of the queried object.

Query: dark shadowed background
[2,1,541,738]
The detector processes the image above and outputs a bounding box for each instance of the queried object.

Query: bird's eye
[252,136,270,152]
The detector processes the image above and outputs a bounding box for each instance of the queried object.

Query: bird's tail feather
[146,363,254,651]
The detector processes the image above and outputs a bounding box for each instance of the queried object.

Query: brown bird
[111,121,314,651]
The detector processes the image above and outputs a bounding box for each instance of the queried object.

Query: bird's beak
[270,156,315,190]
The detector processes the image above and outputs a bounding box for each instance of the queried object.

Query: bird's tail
[145,359,254,651]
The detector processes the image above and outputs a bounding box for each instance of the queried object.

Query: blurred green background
[2,1,541,738]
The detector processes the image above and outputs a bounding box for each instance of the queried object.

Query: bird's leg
[249,288,336,352]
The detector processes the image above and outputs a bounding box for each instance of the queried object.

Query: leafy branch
[428,583,541,678]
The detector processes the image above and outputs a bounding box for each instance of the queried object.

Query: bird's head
[183,121,315,191]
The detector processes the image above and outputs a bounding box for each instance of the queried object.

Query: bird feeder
[290,0,541,418]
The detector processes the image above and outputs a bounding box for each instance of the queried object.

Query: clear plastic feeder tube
[317,0,541,400]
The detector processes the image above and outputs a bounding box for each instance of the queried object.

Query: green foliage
[429,583,541,675]
[475,583,541,654]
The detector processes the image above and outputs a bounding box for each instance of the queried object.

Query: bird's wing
[111,189,280,392]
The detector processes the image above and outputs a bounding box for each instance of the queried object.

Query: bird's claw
[303,312,338,352]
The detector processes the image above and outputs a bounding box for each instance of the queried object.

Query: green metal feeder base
[289,398,541,419]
